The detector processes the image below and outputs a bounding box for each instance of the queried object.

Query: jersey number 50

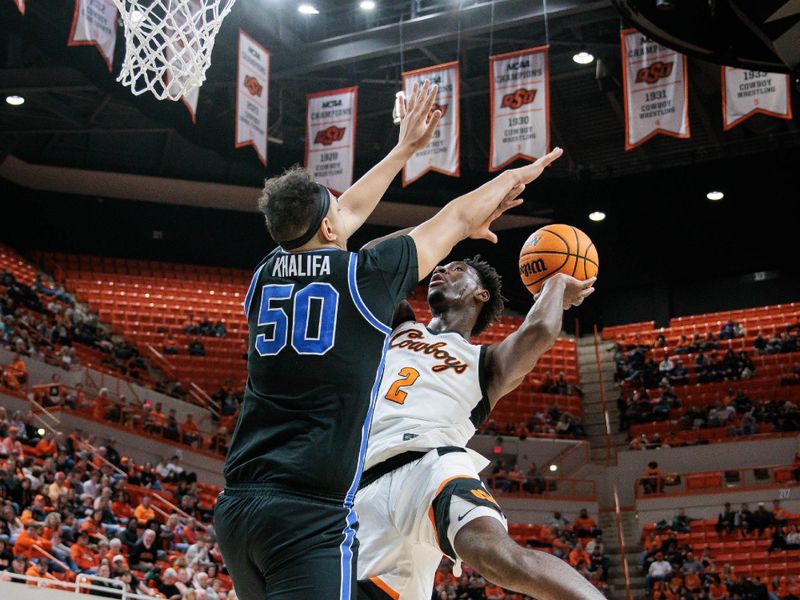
[255,283,339,356]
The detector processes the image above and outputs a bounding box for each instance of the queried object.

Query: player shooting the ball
[355,230,598,597]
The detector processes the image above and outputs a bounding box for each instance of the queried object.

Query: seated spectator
[181,414,201,446]
[574,508,599,538]
[716,502,736,536]
[213,320,227,338]
[69,531,98,573]
[671,508,694,534]
[129,528,159,571]
[188,338,205,357]
[646,552,672,593]
[658,353,674,377]
[773,499,789,527]
[162,333,179,355]
[735,502,753,535]
[669,360,689,386]
[133,495,155,526]
[523,463,545,494]
[641,461,663,495]
[749,502,774,536]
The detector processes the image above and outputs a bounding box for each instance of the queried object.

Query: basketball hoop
[110,0,236,100]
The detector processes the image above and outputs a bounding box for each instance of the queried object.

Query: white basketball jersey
[364,322,490,471]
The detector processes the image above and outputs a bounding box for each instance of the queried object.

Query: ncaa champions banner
[621,29,690,150]
[489,46,550,172]
[235,30,270,166]
[68,0,118,72]
[305,87,358,195]
[722,67,792,131]
[402,61,459,186]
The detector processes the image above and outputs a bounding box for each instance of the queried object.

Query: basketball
[518,224,599,295]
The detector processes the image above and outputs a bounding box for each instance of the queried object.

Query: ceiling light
[572,51,594,65]
[37,428,46,436]
[707,191,724,201]
[549,464,558,472]
[298,3,319,14]
[360,0,376,9]
[589,211,606,222]
[5,95,25,106]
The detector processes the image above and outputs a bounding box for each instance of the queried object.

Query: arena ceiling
[0,0,798,217]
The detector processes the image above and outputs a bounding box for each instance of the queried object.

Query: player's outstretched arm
[409,148,563,279]
[337,80,442,239]
[484,273,595,406]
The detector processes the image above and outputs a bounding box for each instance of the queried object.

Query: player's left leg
[453,517,606,600]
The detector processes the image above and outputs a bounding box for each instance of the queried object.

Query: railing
[635,463,800,499]
[486,476,597,502]
[0,572,158,598]
[613,486,634,600]
[547,440,590,478]
[592,325,613,464]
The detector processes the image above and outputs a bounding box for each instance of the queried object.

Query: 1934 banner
[305,87,357,195]
[489,46,549,171]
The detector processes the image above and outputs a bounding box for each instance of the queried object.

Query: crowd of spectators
[480,405,586,440]
[641,502,800,600]
[183,316,226,340]
[612,322,760,391]
[432,510,609,598]
[0,408,233,598]
[621,384,800,444]
[0,270,177,392]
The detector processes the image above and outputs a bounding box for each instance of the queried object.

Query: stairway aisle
[577,336,627,465]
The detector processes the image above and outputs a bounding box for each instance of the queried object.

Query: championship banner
[489,46,549,172]
[182,87,199,124]
[164,1,200,123]
[722,67,792,131]
[305,87,357,195]
[621,29,690,150]
[68,0,118,72]
[235,29,270,166]
[402,61,459,186]
[13,0,24,15]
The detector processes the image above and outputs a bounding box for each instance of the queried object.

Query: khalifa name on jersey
[272,254,332,278]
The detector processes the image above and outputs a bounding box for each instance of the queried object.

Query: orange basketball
[518,224,599,295]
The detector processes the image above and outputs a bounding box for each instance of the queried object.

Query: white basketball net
[110,0,236,101]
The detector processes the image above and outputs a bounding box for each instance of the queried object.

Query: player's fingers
[583,277,598,288]
[483,231,498,244]
[408,82,419,112]
[425,109,442,132]
[422,83,439,117]
[415,80,430,112]
[534,147,563,168]
[502,198,524,211]
[398,94,408,119]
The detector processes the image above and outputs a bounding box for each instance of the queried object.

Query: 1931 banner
[402,61,459,186]
[489,46,549,171]
[621,29,690,150]
[235,30,270,166]
[305,87,357,195]
[722,67,792,131]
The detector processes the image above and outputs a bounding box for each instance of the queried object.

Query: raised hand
[536,274,597,310]
[507,147,563,186]
[396,79,443,155]
[469,194,524,244]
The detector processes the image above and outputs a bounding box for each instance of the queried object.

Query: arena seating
[38,252,584,428]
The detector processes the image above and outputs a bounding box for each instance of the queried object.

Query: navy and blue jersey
[223,236,418,503]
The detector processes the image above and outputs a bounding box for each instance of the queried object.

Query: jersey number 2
[255,283,339,356]
[385,367,420,405]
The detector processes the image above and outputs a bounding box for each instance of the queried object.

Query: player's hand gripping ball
[519,224,598,295]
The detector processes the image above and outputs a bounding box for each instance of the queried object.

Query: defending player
[214,77,564,600]
[355,252,601,600]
